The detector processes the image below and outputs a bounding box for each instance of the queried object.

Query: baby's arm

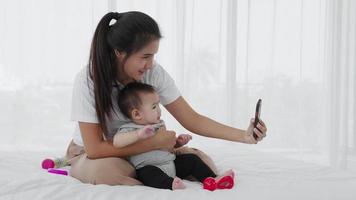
[113,125,155,148]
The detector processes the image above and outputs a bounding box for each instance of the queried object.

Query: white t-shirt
[70,62,181,146]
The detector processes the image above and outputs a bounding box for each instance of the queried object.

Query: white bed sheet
[0,145,355,200]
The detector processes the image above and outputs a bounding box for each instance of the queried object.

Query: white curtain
[0,0,355,169]
[0,0,109,150]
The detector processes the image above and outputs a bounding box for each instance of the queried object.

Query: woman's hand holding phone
[243,99,267,144]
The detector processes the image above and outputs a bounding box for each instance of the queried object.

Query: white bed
[0,145,355,200]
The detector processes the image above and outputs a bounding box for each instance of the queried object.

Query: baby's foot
[137,125,155,139]
[217,169,235,179]
[172,177,185,190]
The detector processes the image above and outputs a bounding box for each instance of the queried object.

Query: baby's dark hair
[118,82,156,119]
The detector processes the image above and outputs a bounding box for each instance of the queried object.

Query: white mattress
[0,145,355,200]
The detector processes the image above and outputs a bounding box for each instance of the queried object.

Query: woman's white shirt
[70,62,181,146]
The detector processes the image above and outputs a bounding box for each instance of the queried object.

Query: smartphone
[253,99,262,140]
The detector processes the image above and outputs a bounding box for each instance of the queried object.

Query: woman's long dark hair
[88,11,161,134]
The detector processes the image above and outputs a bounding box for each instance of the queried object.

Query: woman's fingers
[257,120,267,138]
[251,118,267,142]
[253,128,263,141]
[245,118,267,143]
[156,128,176,150]
[258,120,267,132]
[254,120,267,141]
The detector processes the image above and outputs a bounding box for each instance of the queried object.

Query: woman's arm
[164,97,267,144]
[79,122,176,159]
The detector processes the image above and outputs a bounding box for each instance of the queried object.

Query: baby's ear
[132,109,142,120]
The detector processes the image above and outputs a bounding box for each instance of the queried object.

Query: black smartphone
[253,99,262,140]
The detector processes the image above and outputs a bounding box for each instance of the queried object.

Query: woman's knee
[70,155,142,186]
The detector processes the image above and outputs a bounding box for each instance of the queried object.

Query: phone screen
[253,99,262,140]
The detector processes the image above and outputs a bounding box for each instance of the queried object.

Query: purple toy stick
[48,168,68,176]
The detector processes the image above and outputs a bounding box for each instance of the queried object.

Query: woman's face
[118,40,159,83]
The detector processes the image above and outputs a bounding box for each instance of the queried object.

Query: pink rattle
[42,158,68,169]
[42,159,55,169]
[41,158,69,176]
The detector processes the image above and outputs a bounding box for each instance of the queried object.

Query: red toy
[203,175,234,191]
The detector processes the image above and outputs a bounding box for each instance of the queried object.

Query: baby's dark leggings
[136,153,217,190]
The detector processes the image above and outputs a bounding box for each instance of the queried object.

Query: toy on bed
[41,157,69,176]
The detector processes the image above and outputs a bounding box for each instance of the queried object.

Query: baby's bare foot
[172,177,185,190]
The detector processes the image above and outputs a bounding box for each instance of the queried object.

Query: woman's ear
[131,109,142,120]
[114,49,126,62]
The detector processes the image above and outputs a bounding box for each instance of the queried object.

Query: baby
[113,82,234,191]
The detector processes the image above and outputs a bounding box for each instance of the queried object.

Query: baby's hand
[137,125,155,139]
[176,134,192,147]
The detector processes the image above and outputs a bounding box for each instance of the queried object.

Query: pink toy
[42,159,55,169]
[41,157,68,169]
[48,168,68,176]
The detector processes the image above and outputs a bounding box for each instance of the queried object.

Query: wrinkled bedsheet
[0,145,355,200]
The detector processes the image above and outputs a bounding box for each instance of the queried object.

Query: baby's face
[138,92,161,124]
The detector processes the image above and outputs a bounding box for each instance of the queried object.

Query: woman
[66,11,267,186]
